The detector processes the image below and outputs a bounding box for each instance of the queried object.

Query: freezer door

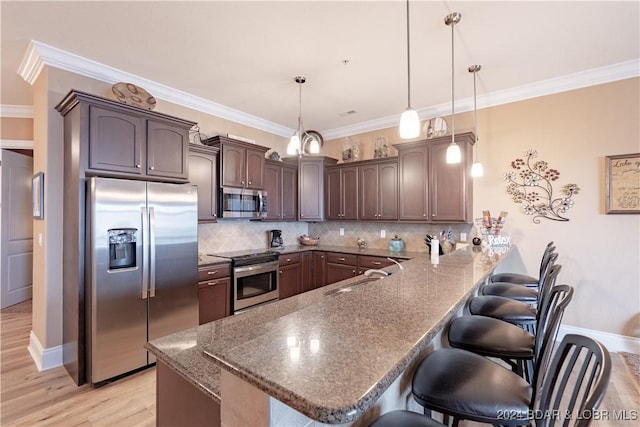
[146,182,198,348]
[88,177,148,384]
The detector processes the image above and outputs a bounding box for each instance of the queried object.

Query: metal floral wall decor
[505,149,580,223]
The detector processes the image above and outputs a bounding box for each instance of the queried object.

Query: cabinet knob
[339,257,346,261]
[432,213,436,217]
[149,166,155,170]
[248,181,252,185]
[207,281,218,286]
[279,270,283,274]
[207,271,217,275]
[136,164,141,168]
[352,269,356,274]
[301,214,304,217]
[423,213,427,217]
[373,261,381,265]
[241,181,245,185]
[321,256,324,259]
[286,258,291,262]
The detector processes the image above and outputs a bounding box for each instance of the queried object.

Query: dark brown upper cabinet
[264,159,297,221]
[188,144,219,222]
[208,136,269,190]
[395,132,474,223]
[61,92,193,182]
[325,165,358,220]
[283,156,338,222]
[358,158,398,221]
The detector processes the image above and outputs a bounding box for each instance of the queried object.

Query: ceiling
[2,1,639,139]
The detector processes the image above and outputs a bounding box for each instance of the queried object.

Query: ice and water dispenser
[108,229,137,269]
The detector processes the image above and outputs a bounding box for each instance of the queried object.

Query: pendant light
[399,0,420,139]
[287,76,319,157]
[445,12,461,164]
[469,64,484,177]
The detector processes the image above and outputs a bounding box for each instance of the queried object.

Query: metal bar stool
[490,241,555,287]
[468,264,561,334]
[448,285,573,383]
[410,332,611,427]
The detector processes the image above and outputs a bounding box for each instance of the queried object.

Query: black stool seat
[468,295,536,324]
[481,282,538,302]
[369,410,446,427]
[490,272,538,287]
[447,315,534,358]
[412,348,531,424]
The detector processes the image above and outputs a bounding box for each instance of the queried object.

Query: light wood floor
[1,302,638,427]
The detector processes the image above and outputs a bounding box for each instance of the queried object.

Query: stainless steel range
[225,250,280,313]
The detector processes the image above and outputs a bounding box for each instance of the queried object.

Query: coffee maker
[269,229,283,248]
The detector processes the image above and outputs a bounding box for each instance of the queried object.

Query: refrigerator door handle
[149,207,157,298]
[141,207,149,299]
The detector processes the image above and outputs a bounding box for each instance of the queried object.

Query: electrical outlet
[460,232,467,242]
[381,229,386,238]
[339,228,344,236]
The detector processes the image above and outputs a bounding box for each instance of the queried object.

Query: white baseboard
[27,330,63,371]
[558,324,640,354]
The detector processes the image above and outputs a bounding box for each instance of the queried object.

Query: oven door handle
[233,260,279,276]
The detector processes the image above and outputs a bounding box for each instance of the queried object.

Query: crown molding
[0,139,34,149]
[0,105,34,118]
[17,41,293,137]
[323,58,640,140]
[17,41,639,141]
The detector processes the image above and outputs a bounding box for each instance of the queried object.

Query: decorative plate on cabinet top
[112,82,156,110]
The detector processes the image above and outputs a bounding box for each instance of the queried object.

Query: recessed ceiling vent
[339,110,357,117]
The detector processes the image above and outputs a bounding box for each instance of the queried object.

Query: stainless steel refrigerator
[86,177,198,385]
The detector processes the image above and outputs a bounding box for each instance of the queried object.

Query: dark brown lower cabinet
[312,251,327,289]
[279,253,302,299]
[157,360,220,427]
[301,252,314,293]
[198,263,231,325]
[325,252,359,284]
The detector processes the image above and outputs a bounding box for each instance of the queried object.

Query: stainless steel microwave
[219,187,267,218]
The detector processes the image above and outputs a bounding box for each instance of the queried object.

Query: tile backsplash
[198,220,474,255]
[308,222,474,253]
[199,221,309,254]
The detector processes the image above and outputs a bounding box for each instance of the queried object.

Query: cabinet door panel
[341,167,359,220]
[299,161,323,221]
[313,251,327,289]
[282,166,297,220]
[263,162,282,220]
[301,252,314,293]
[189,150,217,221]
[430,141,466,221]
[326,263,358,285]
[221,145,245,187]
[147,120,189,180]
[198,277,230,325]
[89,106,144,175]
[378,162,398,220]
[279,264,302,299]
[325,168,342,220]
[398,147,428,221]
[359,164,378,220]
[246,148,265,189]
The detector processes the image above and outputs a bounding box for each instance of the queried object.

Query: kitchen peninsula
[147,245,513,426]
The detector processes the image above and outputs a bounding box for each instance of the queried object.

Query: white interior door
[0,149,34,309]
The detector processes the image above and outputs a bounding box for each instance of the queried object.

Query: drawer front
[359,256,395,269]
[279,252,302,266]
[326,252,358,266]
[198,263,231,282]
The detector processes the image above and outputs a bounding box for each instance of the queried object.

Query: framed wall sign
[32,172,44,219]
[605,153,640,214]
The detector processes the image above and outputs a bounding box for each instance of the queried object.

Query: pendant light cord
[406,0,412,109]
[473,67,478,160]
[450,18,455,145]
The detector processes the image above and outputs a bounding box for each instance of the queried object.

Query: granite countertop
[147,245,512,421]
[198,254,231,266]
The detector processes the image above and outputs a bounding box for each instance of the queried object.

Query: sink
[324,276,382,296]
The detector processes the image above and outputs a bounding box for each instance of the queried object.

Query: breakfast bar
[147,245,513,426]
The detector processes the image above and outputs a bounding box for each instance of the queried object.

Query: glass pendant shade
[471,161,484,177]
[399,108,420,138]
[446,142,461,164]
[307,139,320,154]
[287,133,300,155]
